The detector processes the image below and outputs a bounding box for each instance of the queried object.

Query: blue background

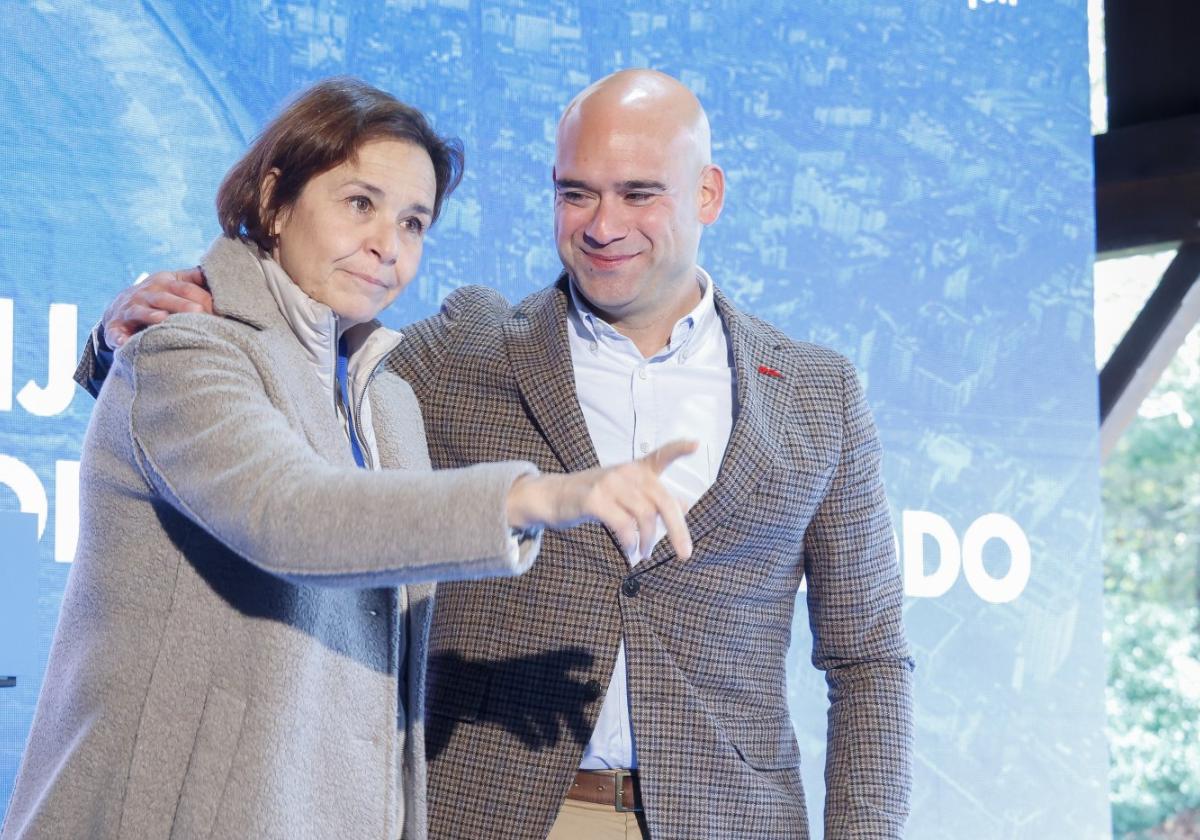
[0,513,37,679]
[0,1,1106,836]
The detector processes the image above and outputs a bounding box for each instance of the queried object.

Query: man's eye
[626,192,653,204]
[559,191,589,204]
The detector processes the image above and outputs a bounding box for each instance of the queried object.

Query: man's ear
[698,164,725,225]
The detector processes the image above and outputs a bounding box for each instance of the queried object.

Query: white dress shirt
[566,270,736,770]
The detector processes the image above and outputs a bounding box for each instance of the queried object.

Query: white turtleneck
[256,253,403,470]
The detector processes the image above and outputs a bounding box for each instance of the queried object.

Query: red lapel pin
[757,364,783,378]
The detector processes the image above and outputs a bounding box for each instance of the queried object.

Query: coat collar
[198,236,288,332]
[198,237,404,469]
[198,235,402,372]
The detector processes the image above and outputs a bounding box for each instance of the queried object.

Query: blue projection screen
[0,2,1106,837]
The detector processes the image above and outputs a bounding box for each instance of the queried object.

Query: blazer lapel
[502,277,600,475]
[631,287,785,574]
[505,279,797,569]
[683,293,778,549]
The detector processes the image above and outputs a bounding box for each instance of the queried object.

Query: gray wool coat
[1,237,538,840]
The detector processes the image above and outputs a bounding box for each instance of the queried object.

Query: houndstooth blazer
[390,275,914,840]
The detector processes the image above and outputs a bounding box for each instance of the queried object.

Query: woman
[1,78,691,840]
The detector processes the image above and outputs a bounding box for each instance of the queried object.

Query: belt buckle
[613,769,640,813]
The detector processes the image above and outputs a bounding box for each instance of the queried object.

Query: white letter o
[962,513,1030,604]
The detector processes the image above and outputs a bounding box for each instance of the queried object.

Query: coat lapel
[502,277,600,475]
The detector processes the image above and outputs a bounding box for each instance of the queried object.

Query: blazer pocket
[722,712,802,771]
[169,684,247,840]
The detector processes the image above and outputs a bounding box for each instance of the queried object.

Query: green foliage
[1104,335,1200,838]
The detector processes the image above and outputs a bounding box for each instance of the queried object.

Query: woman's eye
[349,195,373,213]
[402,217,426,235]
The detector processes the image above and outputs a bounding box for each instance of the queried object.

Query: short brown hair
[217,77,464,251]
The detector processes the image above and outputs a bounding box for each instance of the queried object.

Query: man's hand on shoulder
[103,268,212,349]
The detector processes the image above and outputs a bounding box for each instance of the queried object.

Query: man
[83,70,913,839]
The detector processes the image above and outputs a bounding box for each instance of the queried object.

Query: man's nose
[582,198,628,247]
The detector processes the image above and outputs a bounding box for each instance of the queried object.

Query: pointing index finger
[642,439,700,474]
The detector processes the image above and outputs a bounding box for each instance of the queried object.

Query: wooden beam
[1094,116,1200,253]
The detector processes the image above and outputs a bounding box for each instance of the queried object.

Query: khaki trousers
[546,798,650,840]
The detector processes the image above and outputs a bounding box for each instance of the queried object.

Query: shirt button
[589,341,599,353]
[622,578,641,597]
[639,441,650,454]
[638,367,648,380]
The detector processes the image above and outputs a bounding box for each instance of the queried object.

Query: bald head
[551,69,725,350]
[558,69,712,167]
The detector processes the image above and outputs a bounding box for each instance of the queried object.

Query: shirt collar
[566,267,719,361]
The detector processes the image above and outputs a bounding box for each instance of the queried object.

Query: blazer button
[622,578,641,597]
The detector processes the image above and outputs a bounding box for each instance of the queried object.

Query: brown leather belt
[567,769,643,812]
